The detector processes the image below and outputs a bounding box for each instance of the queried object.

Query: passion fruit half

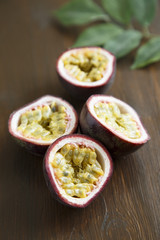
[56,47,116,99]
[80,95,150,157]
[8,95,78,155]
[43,134,113,208]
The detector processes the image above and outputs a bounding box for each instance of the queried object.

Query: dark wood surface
[0,0,160,239]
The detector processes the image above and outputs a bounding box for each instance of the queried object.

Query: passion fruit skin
[58,72,115,100]
[80,95,150,157]
[43,134,113,208]
[8,95,78,156]
[10,131,49,156]
[56,47,116,100]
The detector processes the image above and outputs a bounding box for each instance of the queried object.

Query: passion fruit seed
[51,144,104,198]
[94,102,141,139]
[17,102,68,141]
[63,50,108,82]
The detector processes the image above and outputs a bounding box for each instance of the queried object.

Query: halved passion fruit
[56,47,116,99]
[43,134,113,208]
[80,95,150,157]
[8,95,78,155]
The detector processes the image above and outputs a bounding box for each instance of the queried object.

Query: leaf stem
[143,26,151,38]
[100,14,111,22]
[142,26,160,39]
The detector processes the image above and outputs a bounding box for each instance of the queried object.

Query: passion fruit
[8,95,78,155]
[80,95,150,157]
[56,47,116,99]
[43,134,113,208]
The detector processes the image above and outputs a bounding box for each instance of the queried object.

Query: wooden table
[0,0,160,239]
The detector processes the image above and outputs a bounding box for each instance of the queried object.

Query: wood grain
[0,0,160,239]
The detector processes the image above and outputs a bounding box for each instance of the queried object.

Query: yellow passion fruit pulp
[62,49,108,82]
[94,101,141,139]
[51,143,104,198]
[17,102,68,141]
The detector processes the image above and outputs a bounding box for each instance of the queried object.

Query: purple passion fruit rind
[8,95,78,156]
[80,95,150,157]
[56,47,116,100]
[43,134,113,208]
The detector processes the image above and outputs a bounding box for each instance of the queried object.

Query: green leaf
[103,30,142,59]
[72,23,124,47]
[54,0,108,26]
[101,0,132,25]
[129,0,157,26]
[131,37,160,69]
